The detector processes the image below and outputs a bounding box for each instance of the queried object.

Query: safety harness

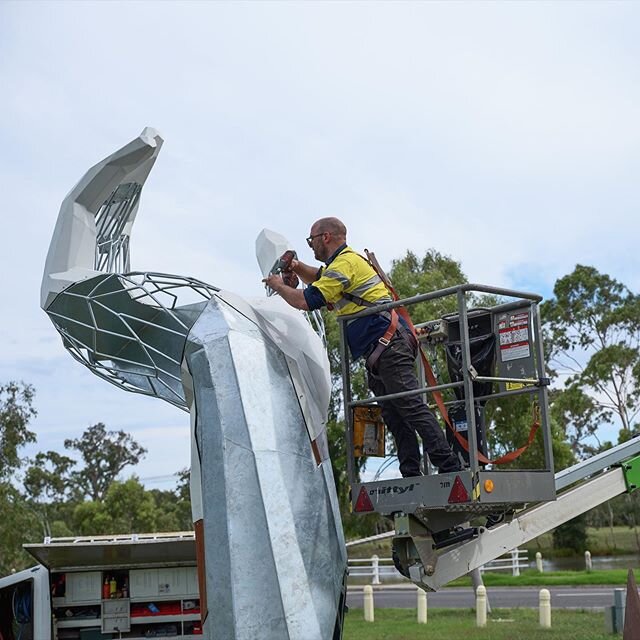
[350,249,540,466]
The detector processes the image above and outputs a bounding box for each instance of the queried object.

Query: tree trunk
[607,502,616,551]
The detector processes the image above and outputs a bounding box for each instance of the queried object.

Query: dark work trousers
[366,332,461,477]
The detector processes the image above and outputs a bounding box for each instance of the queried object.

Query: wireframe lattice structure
[95,182,142,273]
[46,271,218,410]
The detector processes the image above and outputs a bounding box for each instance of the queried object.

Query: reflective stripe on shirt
[314,247,390,316]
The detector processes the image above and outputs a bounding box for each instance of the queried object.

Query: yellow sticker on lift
[506,382,525,391]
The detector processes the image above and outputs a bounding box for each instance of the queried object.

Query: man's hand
[264,273,285,293]
[263,274,309,310]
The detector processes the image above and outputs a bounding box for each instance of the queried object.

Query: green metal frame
[622,454,640,493]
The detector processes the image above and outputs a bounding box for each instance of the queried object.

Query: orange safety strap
[364,249,541,466]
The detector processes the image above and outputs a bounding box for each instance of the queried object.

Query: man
[264,217,461,477]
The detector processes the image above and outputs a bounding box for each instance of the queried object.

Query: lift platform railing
[337,283,553,489]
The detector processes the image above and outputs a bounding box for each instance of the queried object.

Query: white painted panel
[67,571,101,603]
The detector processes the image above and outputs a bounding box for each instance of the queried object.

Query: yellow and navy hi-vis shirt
[303,244,393,358]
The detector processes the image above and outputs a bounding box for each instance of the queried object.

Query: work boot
[429,445,463,474]
[437,454,462,474]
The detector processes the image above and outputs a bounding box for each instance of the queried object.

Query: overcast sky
[1,1,639,489]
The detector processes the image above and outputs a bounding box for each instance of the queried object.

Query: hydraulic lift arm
[420,437,640,591]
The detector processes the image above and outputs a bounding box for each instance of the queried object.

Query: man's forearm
[279,286,309,310]
[292,260,319,285]
[264,275,309,310]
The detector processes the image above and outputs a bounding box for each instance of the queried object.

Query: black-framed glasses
[306,232,326,247]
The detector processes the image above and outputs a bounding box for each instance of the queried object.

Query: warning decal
[498,311,531,362]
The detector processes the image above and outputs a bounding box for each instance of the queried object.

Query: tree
[0,381,40,573]
[0,381,37,479]
[0,483,40,574]
[72,478,158,535]
[172,467,194,530]
[542,266,640,455]
[553,515,588,553]
[102,478,158,533]
[64,423,147,501]
[488,394,574,472]
[150,468,193,532]
[23,450,76,537]
[542,266,640,551]
[388,249,468,323]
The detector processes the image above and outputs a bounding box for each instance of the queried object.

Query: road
[346,585,621,609]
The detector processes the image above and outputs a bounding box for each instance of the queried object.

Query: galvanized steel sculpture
[41,128,347,640]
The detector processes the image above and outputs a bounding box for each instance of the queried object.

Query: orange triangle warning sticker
[354,486,374,512]
[447,476,470,504]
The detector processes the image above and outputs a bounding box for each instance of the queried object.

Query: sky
[1,1,639,490]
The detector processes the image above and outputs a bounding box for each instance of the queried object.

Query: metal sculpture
[41,128,347,639]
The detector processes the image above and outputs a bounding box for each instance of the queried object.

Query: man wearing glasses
[264,217,461,477]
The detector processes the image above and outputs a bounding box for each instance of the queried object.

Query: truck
[0,532,200,640]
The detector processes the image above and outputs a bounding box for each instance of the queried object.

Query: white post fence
[478,549,529,576]
[348,556,403,583]
[371,554,381,585]
[510,549,521,577]
[348,549,528,584]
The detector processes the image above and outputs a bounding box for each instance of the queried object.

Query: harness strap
[365,309,399,370]
[341,289,374,309]
[340,288,401,371]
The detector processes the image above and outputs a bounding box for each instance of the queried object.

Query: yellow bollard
[539,588,551,628]
[476,585,487,627]
[364,584,375,622]
[417,587,427,624]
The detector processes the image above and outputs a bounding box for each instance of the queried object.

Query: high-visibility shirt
[303,245,393,358]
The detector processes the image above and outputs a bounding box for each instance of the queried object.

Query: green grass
[347,526,640,558]
[343,608,612,640]
[350,568,640,588]
[522,525,640,555]
[447,568,639,587]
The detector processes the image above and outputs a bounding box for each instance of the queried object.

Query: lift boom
[422,437,640,590]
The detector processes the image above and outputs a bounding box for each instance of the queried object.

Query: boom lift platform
[420,437,640,589]
[343,436,640,590]
[338,283,640,587]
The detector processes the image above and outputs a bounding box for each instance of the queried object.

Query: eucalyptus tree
[542,265,640,454]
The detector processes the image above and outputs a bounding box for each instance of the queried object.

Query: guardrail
[348,556,403,584]
[349,549,529,583]
[479,549,529,576]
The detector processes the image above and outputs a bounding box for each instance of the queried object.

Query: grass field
[447,568,639,587]
[343,608,612,640]
[349,568,639,589]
